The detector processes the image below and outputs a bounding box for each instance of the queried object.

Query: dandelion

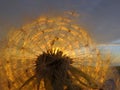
[0,15,109,90]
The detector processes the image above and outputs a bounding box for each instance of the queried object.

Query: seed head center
[35,49,72,78]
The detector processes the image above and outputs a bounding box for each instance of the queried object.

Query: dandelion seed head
[0,14,110,90]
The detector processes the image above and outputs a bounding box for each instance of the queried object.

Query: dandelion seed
[0,15,109,90]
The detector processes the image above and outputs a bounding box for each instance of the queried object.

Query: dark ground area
[115,66,120,74]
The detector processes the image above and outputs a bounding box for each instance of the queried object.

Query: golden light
[0,14,110,90]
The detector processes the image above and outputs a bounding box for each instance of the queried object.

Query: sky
[0,0,120,44]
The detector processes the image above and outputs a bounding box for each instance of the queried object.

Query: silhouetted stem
[44,78,53,90]
[19,75,36,90]
[70,65,98,89]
